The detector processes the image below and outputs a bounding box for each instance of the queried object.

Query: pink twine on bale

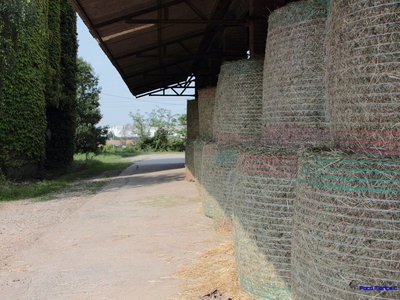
[237,153,298,176]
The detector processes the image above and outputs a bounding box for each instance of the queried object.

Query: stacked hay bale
[292,149,400,299]
[210,58,264,229]
[211,145,240,230]
[213,59,264,146]
[234,146,298,300]
[291,1,400,299]
[198,87,216,141]
[194,87,216,189]
[233,1,329,299]
[262,0,330,148]
[200,143,218,218]
[185,99,199,181]
[326,0,400,156]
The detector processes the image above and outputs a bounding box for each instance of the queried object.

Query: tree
[147,107,178,135]
[129,110,149,139]
[176,113,187,139]
[75,57,108,159]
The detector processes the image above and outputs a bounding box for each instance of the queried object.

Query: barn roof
[69,0,292,97]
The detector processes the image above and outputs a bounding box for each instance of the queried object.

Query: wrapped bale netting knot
[233,146,298,300]
[292,149,400,300]
[213,59,264,146]
[198,87,216,140]
[262,0,331,149]
[201,143,218,218]
[326,0,400,156]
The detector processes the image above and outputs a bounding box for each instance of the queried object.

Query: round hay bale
[326,1,400,156]
[185,139,195,180]
[211,145,240,230]
[233,146,298,299]
[213,59,264,146]
[193,139,206,186]
[198,87,216,140]
[292,149,400,300]
[187,99,199,140]
[201,143,218,218]
[262,0,330,149]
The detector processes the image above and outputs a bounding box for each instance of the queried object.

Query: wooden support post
[249,0,268,58]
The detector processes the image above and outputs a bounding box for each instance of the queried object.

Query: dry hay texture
[193,139,206,185]
[262,0,331,149]
[170,240,259,300]
[233,146,298,300]
[211,145,240,230]
[291,149,400,300]
[326,0,400,156]
[187,99,199,139]
[185,139,196,179]
[201,143,218,218]
[198,87,216,140]
[213,59,264,145]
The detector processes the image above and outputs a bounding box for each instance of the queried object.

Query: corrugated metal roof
[69,0,293,97]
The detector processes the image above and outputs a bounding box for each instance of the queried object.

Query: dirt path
[0,154,225,300]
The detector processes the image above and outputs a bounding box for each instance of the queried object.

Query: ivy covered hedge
[44,0,78,171]
[0,0,78,178]
[0,0,48,179]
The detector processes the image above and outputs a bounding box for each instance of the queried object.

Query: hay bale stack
[213,59,264,146]
[187,99,199,140]
[193,138,205,186]
[233,146,298,299]
[262,0,330,148]
[211,145,239,230]
[291,149,400,299]
[198,87,216,140]
[326,1,400,156]
[186,99,199,180]
[185,139,196,180]
[201,143,218,218]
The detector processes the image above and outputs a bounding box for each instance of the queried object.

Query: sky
[76,17,188,127]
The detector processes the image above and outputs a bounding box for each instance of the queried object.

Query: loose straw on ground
[169,239,259,300]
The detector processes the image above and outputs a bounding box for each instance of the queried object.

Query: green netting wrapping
[198,87,216,140]
[233,146,298,299]
[187,99,199,140]
[201,143,218,218]
[262,0,331,149]
[292,149,400,300]
[213,59,264,145]
[185,139,195,180]
[326,0,400,156]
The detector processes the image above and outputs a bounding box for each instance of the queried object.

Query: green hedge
[0,0,48,178]
[44,0,77,170]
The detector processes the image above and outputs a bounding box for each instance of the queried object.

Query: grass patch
[0,153,138,202]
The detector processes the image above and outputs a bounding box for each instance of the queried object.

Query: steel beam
[94,0,186,28]
[125,19,247,25]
